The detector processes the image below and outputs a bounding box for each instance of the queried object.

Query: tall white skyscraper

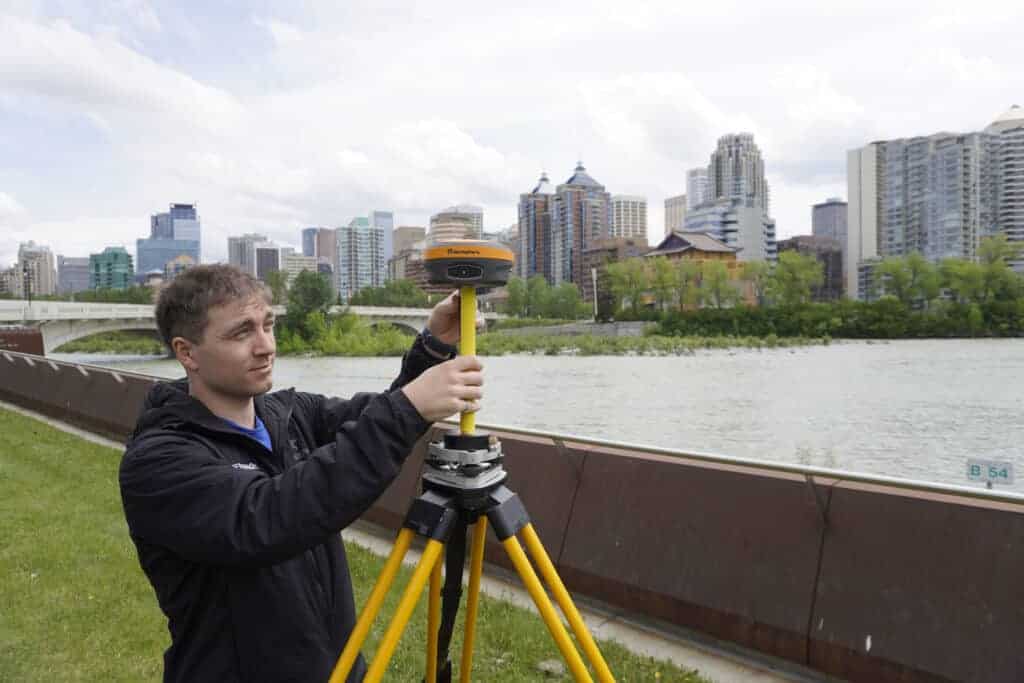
[336,216,386,301]
[987,105,1024,271]
[664,194,687,235]
[611,195,647,239]
[684,134,776,261]
[17,241,57,297]
[686,168,709,209]
[439,204,483,237]
[228,233,269,277]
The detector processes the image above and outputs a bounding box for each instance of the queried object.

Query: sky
[1,0,1022,268]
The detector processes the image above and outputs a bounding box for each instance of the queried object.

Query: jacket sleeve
[119,389,431,569]
[300,330,450,447]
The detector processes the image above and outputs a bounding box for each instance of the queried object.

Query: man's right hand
[400,355,484,423]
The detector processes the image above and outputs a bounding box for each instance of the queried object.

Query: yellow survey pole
[459,285,477,435]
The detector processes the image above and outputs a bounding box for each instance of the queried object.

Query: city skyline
[1,3,1022,268]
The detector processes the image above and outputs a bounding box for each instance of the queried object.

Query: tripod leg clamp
[405,490,459,541]
[486,486,530,541]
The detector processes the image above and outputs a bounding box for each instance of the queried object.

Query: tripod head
[422,239,514,491]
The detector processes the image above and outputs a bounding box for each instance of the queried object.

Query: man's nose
[253,326,276,355]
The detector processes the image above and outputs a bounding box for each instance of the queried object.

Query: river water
[54,339,1024,492]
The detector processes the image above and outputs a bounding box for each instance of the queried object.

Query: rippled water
[55,339,1024,492]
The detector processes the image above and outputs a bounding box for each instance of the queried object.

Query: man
[120,264,483,682]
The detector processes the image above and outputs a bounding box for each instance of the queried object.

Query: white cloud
[1,1,1022,261]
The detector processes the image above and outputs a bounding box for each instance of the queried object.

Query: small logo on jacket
[232,462,258,470]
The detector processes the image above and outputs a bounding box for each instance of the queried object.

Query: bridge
[0,300,502,354]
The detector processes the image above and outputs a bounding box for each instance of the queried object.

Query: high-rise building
[89,247,134,290]
[429,212,477,244]
[0,267,18,296]
[57,256,91,295]
[611,195,647,240]
[439,204,483,238]
[845,114,1012,296]
[282,253,319,285]
[301,228,318,258]
[664,194,687,236]
[336,217,386,301]
[777,236,844,301]
[812,198,848,244]
[846,145,880,298]
[684,134,776,261]
[684,200,777,261]
[708,133,770,213]
[372,210,395,269]
[254,243,281,282]
[987,105,1024,270]
[812,197,848,284]
[18,241,57,297]
[393,226,426,256]
[138,203,201,278]
[388,227,427,282]
[550,162,612,286]
[228,233,269,277]
[518,172,555,281]
[686,168,709,210]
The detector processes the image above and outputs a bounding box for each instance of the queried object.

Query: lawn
[0,406,710,682]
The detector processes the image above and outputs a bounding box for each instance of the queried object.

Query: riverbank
[0,405,709,682]
[55,328,828,357]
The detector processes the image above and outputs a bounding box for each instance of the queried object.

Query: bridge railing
[0,301,155,322]
[1,348,1021,682]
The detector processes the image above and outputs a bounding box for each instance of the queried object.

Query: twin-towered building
[517,162,650,287]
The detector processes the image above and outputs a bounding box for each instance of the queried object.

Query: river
[53,339,1024,492]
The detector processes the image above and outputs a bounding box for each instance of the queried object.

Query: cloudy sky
[1,0,1021,268]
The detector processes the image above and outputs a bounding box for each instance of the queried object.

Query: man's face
[183,295,276,399]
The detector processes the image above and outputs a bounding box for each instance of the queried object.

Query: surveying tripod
[328,242,614,682]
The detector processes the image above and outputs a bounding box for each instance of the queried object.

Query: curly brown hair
[155,265,271,348]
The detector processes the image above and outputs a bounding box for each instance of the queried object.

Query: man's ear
[171,337,199,372]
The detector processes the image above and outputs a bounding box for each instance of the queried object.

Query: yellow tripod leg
[502,536,594,683]
[459,285,476,435]
[459,517,489,683]
[426,554,442,683]
[364,539,445,682]
[521,524,615,683]
[329,528,414,683]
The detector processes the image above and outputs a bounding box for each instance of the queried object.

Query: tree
[906,252,942,307]
[525,275,551,317]
[768,252,823,306]
[675,259,700,310]
[505,277,528,317]
[265,270,289,305]
[740,260,771,307]
[548,282,584,319]
[698,260,738,308]
[285,270,334,339]
[978,235,1023,303]
[941,259,985,304]
[874,257,913,304]
[606,258,648,316]
[648,257,676,311]
[349,279,430,307]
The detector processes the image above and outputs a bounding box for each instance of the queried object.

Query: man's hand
[401,355,484,422]
[426,290,486,345]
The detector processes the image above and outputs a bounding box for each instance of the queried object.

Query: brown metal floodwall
[2,350,1023,682]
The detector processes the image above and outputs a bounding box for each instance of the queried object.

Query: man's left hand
[427,290,485,345]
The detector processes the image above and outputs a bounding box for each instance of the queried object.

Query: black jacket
[120,335,446,682]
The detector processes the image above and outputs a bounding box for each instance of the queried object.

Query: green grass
[478,332,829,356]
[0,407,710,682]
[53,330,165,355]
